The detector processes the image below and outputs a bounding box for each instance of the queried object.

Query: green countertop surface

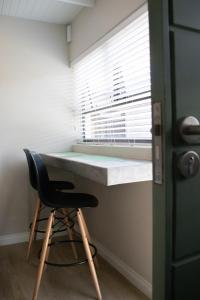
[51,152,129,162]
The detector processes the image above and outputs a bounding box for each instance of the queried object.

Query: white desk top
[41,152,152,186]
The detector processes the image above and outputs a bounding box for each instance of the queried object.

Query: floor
[0,239,149,300]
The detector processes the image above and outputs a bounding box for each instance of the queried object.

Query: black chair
[24,149,75,259]
[31,153,102,300]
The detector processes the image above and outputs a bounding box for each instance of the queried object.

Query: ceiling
[0,0,95,24]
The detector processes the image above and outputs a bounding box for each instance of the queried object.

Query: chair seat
[50,181,74,190]
[45,190,98,209]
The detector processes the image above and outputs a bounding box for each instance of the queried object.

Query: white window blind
[73,8,151,145]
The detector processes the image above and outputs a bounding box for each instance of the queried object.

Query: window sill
[72,143,152,161]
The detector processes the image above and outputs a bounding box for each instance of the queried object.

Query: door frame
[148,0,173,299]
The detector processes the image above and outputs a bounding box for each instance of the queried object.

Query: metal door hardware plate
[153,102,162,184]
[177,151,200,178]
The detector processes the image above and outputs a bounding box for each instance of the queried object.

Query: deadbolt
[177,151,200,178]
[179,116,200,144]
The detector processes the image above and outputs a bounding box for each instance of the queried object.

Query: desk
[41,152,152,186]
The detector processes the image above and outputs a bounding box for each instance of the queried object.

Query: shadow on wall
[0,151,76,237]
[0,153,33,236]
[73,174,152,285]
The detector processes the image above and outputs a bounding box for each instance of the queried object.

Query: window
[73,6,151,145]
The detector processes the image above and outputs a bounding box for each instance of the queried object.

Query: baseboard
[0,230,66,246]
[93,238,152,299]
[0,232,29,246]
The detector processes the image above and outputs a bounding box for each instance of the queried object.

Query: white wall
[70,0,152,297]
[0,16,76,236]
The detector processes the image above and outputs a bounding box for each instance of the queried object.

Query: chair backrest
[23,149,38,190]
[30,152,51,205]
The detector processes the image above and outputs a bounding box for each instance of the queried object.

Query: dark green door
[149,1,200,299]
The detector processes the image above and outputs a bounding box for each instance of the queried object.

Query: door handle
[183,125,200,135]
[179,116,200,144]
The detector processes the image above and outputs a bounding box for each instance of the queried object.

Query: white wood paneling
[57,0,95,7]
[0,0,87,24]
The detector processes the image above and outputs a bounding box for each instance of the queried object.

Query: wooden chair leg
[77,209,102,300]
[27,195,41,260]
[79,209,92,242]
[42,209,55,273]
[32,211,55,300]
[62,208,78,260]
[33,202,42,241]
[79,209,99,267]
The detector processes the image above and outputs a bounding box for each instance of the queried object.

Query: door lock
[179,116,200,144]
[177,151,200,178]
